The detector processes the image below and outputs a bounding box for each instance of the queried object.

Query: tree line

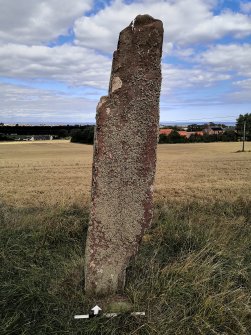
[1,113,250,144]
[236,113,251,140]
[159,114,251,144]
[0,124,94,143]
[159,129,238,144]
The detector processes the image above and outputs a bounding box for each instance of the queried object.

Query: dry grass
[156,142,251,204]
[1,140,251,334]
[1,140,250,208]
[0,140,92,207]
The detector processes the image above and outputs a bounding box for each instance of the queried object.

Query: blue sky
[0,0,251,124]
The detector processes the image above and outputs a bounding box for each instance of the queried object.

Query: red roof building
[159,128,173,136]
[159,128,204,139]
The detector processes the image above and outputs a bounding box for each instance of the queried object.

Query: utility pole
[242,120,246,152]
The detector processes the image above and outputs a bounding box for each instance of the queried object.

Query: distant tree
[222,130,237,142]
[159,130,187,144]
[160,125,180,130]
[202,134,219,142]
[70,126,94,144]
[168,130,186,143]
[188,133,203,143]
[236,113,251,140]
[187,124,204,132]
[159,134,169,143]
[57,129,68,138]
[0,134,14,141]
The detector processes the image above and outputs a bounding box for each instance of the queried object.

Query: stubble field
[1,140,250,208]
[1,140,251,335]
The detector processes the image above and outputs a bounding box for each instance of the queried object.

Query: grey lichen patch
[111,76,122,93]
[85,14,163,296]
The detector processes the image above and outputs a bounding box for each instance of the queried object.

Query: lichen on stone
[85,14,163,296]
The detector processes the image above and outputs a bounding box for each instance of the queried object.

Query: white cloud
[240,1,251,14]
[169,46,195,58]
[0,83,97,123]
[0,0,93,44]
[229,78,251,103]
[162,63,231,95]
[235,78,251,90]
[0,0,251,122]
[180,10,251,43]
[74,0,251,53]
[0,44,111,89]
[197,43,251,77]
[0,42,234,98]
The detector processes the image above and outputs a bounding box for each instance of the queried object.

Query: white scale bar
[131,312,146,316]
[74,312,145,319]
[74,315,90,319]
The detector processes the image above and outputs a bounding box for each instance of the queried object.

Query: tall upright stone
[85,14,163,295]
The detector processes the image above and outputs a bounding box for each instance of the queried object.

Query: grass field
[0,141,251,334]
[1,140,250,207]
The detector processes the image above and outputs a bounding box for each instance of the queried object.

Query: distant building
[159,128,173,136]
[178,130,188,137]
[31,135,53,141]
[159,128,203,139]
[203,126,224,135]
[186,131,204,138]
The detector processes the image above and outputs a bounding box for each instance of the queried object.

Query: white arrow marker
[91,305,102,315]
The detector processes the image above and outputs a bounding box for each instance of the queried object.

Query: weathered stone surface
[85,14,163,295]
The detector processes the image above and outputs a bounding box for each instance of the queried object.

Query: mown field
[1,140,250,207]
[0,141,251,334]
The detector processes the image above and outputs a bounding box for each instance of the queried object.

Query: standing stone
[85,14,163,295]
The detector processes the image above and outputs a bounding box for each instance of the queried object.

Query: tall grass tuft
[1,199,251,334]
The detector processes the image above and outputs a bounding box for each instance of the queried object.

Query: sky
[0,0,251,124]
